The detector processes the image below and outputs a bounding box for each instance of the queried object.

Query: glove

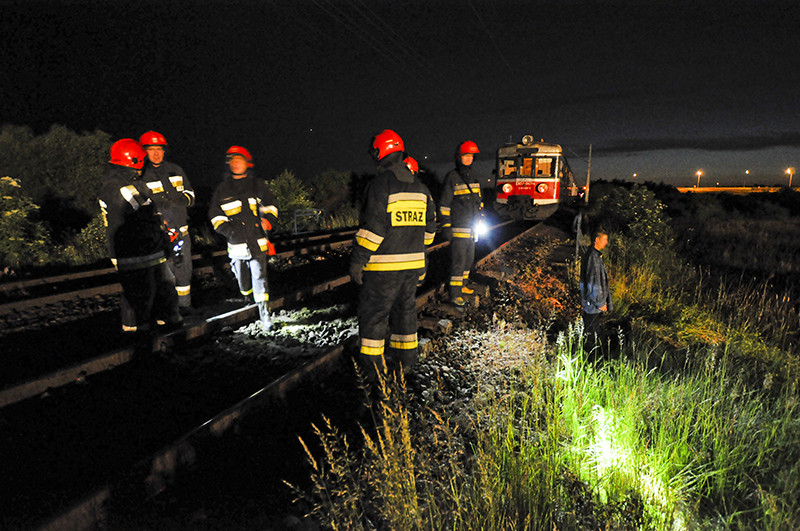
[261,218,272,232]
[442,226,453,242]
[349,261,364,286]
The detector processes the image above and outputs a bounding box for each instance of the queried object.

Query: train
[491,135,579,220]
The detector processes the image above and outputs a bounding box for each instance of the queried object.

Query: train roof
[497,140,564,158]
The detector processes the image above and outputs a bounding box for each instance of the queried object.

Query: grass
[293,323,800,530]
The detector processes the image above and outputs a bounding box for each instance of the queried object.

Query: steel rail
[0,231,357,316]
[0,228,357,294]
[35,219,534,531]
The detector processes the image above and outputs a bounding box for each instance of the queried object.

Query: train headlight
[536,183,549,194]
[502,183,513,194]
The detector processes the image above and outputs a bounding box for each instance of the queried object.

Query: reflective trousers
[170,234,193,307]
[449,233,475,299]
[120,261,181,332]
[231,253,269,303]
[358,270,420,374]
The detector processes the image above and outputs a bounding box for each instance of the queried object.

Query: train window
[501,159,516,176]
[521,158,533,176]
[535,157,553,176]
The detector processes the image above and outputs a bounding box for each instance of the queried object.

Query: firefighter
[139,131,196,311]
[439,140,484,306]
[209,146,278,329]
[98,138,182,334]
[349,130,436,376]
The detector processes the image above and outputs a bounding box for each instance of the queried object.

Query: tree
[310,169,353,214]
[0,124,112,241]
[0,176,51,270]
[268,170,314,232]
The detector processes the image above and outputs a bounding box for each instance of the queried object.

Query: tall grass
[294,326,800,529]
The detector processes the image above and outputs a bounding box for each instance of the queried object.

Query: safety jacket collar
[377,151,414,184]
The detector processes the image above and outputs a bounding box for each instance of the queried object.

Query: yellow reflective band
[176,285,191,296]
[221,200,242,215]
[258,237,269,251]
[439,206,451,215]
[453,188,473,196]
[390,333,417,342]
[168,176,184,191]
[361,338,385,356]
[361,345,385,356]
[453,228,472,238]
[389,340,418,350]
[211,216,229,229]
[179,225,189,234]
[260,205,278,217]
[355,228,384,252]
[463,271,470,278]
[450,279,463,286]
[254,292,269,302]
[249,197,258,215]
[419,273,426,282]
[424,232,435,245]
[365,252,426,271]
[146,180,164,194]
[240,288,253,296]
[122,324,137,332]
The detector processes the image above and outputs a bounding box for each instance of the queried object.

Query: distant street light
[632,173,637,178]
[695,170,703,188]
[787,167,795,188]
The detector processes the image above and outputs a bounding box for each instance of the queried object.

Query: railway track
[0,228,357,316]
[2,219,530,531]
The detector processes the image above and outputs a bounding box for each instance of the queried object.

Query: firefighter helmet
[370,129,404,161]
[458,140,479,155]
[109,139,146,169]
[139,130,167,147]
[404,156,419,174]
[226,145,254,167]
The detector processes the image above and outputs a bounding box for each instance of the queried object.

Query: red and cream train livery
[493,135,578,220]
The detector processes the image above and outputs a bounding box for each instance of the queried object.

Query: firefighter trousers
[231,253,269,304]
[119,261,181,332]
[358,270,420,376]
[170,234,193,307]
[449,233,475,300]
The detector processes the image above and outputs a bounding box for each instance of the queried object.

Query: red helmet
[370,129,404,161]
[404,156,419,174]
[109,139,146,169]
[226,145,254,167]
[139,130,167,147]
[458,140,479,156]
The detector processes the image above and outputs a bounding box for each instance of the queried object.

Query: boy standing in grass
[580,228,612,348]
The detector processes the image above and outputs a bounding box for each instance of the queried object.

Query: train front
[493,135,576,220]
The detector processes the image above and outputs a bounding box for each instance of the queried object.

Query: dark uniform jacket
[209,171,278,259]
[439,163,483,237]
[580,246,613,314]
[98,164,167,270]
[140,161,195,233]
[351,152,437,273]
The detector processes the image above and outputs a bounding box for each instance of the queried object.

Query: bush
[53,212,109,266]
[0,124,112,240]
[269,170,315,232]
[0,176,52,270]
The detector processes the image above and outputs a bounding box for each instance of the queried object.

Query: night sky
[2,0,799,188]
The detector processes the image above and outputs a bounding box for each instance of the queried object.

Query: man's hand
[349,262,364,286]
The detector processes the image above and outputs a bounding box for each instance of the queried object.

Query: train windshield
[499,156,559,178]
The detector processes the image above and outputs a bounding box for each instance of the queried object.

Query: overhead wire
[465,0,513,71]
